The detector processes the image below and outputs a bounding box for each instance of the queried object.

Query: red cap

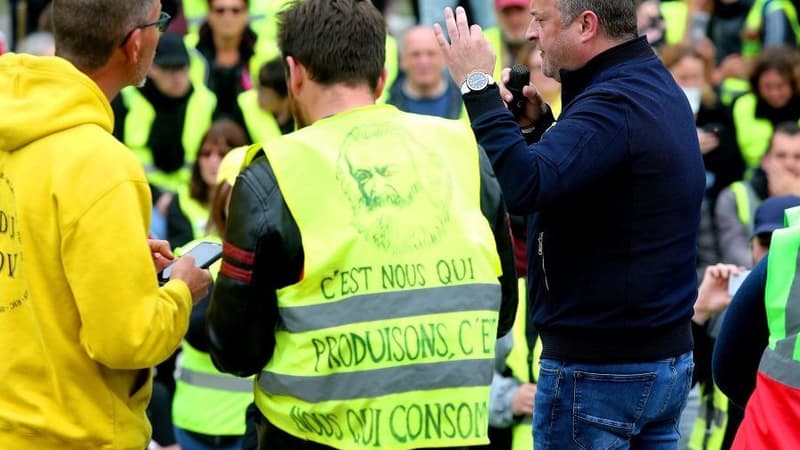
[495,0,529,9]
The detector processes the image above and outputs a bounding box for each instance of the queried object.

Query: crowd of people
[3,0,800,449]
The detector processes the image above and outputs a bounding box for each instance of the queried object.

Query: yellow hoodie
[0,54,193,449]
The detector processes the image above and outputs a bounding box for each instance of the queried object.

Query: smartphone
[159,241,222,283]
[728,270,752,296]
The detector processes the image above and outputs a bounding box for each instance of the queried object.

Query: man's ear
[120,28,143,64]
[286,56,304,96]
[374,67,388,100]
[579,11,600,42]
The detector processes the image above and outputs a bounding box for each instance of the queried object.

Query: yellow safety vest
[188,48,211,88]
[688,383,728,450]
[661,1,688,45]
[119,85,216,192]
[732,93,776,170]
[173,342,254,435]
[730,181,761,235]
[176,184,210,240]
[172,236,254,436]
[719,77,750,107]
[252,104,503,449]
[742,0,800,57]
[377,34,399,104]
[485,27,505,83]
[504,278,541,450]
[236,89,284,144]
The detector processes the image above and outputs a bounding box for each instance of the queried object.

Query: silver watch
[460,71,495,95]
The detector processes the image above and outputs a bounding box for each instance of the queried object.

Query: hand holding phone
[158,242,220,304]
[160,241,222,280]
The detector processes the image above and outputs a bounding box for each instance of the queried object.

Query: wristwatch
[460,71,495,95]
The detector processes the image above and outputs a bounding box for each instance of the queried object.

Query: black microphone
[507,63,531,120]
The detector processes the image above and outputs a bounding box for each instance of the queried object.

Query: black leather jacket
[208,145,518,378]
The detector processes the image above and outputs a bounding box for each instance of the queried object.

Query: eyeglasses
[211,6,245,15]
[119,11,172,47]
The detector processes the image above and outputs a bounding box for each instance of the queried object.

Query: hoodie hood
[0,54,113,152]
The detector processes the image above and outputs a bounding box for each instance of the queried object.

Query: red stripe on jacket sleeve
[223,242,255,266]
[220,261,253,283]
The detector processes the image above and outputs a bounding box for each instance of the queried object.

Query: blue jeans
[534,352,694,450]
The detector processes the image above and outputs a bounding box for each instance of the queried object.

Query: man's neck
[402,78,448,100]
[303,84,378,124]
[85,65,125,102]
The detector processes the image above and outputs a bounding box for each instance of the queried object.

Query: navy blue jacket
[464,37,705,362]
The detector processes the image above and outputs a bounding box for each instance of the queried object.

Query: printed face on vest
[336,125,452,253]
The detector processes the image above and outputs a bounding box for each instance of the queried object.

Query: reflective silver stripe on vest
[179,368,253,393]
[279,284,500,333]
[259,358,493,403]
[759,348,800,388]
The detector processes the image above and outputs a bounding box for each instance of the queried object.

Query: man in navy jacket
[436,1,705,448]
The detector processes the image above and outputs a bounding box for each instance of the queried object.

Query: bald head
[400,26,447,92]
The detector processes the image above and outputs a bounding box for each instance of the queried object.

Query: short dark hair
[557,0,637,40]
[259,58,289,98]
[749,46,800,95]
[277,0,385,91]
[52,0,154,70]
[768,121,800,153]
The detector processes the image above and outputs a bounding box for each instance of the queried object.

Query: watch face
[466,72,489,91]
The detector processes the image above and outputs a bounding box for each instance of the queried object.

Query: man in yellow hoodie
[0,1,212,449]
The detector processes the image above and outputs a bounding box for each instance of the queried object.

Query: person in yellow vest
[715,122,800,268]
[206,1,519,449]
[481,219,539,450]
[235,58,294,144]
[194,0,259,119]
[691,196,800,449]
[112,31,217,193]
[161,119,249,248]
[183,0,292,48]
[485,0,533,81]
[171,147,253,450]
[387,26,465,120]
[732,46,800,171]
[713,201,800,449]
[687,263,747,450]
[741,0,800,57]
[0,0,213,448]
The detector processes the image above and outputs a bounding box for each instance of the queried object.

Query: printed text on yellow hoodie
[0,54,193,450]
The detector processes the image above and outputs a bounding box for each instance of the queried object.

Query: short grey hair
[557,0,637,40]
[52,0,154,70]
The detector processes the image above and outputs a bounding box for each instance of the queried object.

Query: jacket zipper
[538,232,550,292]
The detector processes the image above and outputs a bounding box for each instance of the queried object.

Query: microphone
[507,63,531,120]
